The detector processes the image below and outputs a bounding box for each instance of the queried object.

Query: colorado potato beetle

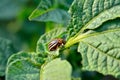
[48,38,65,51]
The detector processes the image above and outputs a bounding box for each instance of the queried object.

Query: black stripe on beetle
[48,38,65,51]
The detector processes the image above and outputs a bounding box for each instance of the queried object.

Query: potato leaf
[7,52,44,66]
[77,19,120,78]
[6,59,40,80]
[40,58,72,80]
[67,0,120,38]
[29,0,71,24]
[65,0,120,78]
[6,52,44,80]
[0,37,16,76]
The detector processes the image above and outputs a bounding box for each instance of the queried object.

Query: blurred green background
[0,0,46,52]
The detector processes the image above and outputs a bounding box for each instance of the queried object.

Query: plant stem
[65,33,87,48]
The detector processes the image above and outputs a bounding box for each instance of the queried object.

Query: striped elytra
[48,38,65,51]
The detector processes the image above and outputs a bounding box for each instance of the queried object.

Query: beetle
[48,38,65,51]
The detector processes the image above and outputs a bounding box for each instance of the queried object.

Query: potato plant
[0,0,120,80]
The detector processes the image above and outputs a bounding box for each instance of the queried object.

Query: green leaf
[7,52,44,66]
[6,59,40,80]
[36,27,66,55]
[65,0,120,78]
[29,0,70,24]
[40,58,72,80]
[67,0,120,38]
[7,52,32,65]
[0,37,16,76]
[77,19,120,78]
[6,52,44,80]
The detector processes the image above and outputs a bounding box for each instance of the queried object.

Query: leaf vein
[81,29,120,40]
[78,4,120,34]
[81,41,120,62]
